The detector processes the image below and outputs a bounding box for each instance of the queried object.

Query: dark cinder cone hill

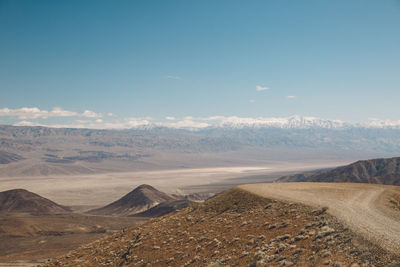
[87,184,179,216]
[0,188,71,215]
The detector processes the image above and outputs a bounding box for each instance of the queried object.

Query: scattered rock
[42,188,397,267]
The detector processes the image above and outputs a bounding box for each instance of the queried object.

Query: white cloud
[8,115,354,130]
[70,117,151,129]
[198,116,226,121]
[50,107,79,117]
[0,107,79,119]
[13,120,43,127]
[165,75,182,80]
[82,110,103,118]
[256,85,269,91]
[123,118,151,128]
[249,99,256,103]
[0,107,103,119]
[287,95,296,99]
[160,119,210,129]
[2,108,360,130]
[12,117,151,130]
[13,114,400,130]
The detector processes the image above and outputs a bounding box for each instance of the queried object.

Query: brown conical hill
[0,189,71,215]
[131,199,190,218]
[87,184,179,216]
[278,156,400,185]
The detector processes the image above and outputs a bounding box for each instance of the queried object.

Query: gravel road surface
[239,182,400,254]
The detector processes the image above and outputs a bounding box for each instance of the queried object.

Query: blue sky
[0,0,399,128]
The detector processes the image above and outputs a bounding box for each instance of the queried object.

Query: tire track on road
[240,182,400,254]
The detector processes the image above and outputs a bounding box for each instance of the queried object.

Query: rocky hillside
[0,150,23,164]
[87,184,179,216]
[278,157,400,185]
[44,188,398,267]
[0,189,71,215]
[1,124,400,177]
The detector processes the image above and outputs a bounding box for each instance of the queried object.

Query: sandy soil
[44,188,399,267]
[240,182,400,255]
[0,161,342,211]
[0,214,146,265]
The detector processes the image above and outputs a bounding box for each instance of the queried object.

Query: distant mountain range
[278,157,400,185]
[1,123,400,176]
[0,189,71,215]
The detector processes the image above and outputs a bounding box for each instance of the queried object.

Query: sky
[0,0,399,128]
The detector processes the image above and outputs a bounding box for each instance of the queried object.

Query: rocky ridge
[278,157,400,185]
[2,124,400,177]
[44,188,399,266]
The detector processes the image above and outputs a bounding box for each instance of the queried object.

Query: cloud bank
[0,107,103,119]
[2,106,400,130]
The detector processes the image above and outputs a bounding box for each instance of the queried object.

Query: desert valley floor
[1,159,400,266]
[0,161,344,211]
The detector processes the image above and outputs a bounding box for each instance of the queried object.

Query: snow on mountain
[362,119,400,129]
[158,116,400,130]
[153,115,348,130]
[211,115,347,129]
[11,115,400,131]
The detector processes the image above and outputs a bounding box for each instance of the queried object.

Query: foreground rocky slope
[278,157,400,185]
[45,188,399,266]
[0,189,70,215]
[240,183,400,256]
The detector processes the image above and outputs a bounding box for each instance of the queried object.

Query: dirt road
[239,182,400,254]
